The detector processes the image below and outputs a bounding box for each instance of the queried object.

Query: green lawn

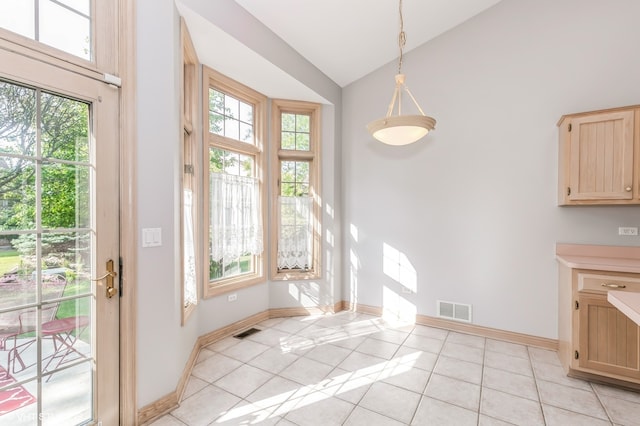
[57,279,91,319]
[56,279,91,341]
[0,249,19,275]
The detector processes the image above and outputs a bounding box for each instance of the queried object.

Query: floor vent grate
[233,328,261,339]
[437,300,472,323]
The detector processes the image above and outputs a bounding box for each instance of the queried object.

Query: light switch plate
[142,228,162,247]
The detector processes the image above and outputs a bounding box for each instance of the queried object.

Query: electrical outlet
[618,227,638,236]
[228,293,237,302]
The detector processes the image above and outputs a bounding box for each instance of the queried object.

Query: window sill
[204,274,265,298]
[271,270,321,281]
[182,302,197,326]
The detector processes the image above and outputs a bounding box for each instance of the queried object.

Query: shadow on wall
[286,281,322,307]
[383,242,418,323]
[349,223,418,323]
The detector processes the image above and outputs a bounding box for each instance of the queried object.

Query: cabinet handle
[626,186,632,192]
[601,283,626,289]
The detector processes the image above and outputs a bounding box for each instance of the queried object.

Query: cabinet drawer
[578,272,640,294]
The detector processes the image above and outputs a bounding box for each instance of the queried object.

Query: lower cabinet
[558,266,640,387]
[576,292,640,380]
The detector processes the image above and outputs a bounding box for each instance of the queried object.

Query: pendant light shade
[367,114,436,146]
[367,0,436,145]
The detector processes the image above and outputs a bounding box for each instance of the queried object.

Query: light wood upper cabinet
[558,105,640,205]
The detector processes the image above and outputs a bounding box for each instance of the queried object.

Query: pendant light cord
[397,0,406,74]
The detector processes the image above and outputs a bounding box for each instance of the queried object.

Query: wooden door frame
[118,0,138,424]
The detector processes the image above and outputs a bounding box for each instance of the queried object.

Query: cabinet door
[577,293,640,380]
[568,110,634,201]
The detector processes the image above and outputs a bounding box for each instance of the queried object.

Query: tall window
[271,100,321,280]
[203,67,266,297]
[181,19,198,323]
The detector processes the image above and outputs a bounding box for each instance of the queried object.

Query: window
[181,19,198,323]
[0,0,116,70]
[271,100,322,280]
[203,67,267,297]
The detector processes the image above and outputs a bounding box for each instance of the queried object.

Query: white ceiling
[233,0,503,88]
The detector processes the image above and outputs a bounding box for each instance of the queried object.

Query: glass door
[0,47,119,425]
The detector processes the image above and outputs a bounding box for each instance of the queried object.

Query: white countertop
[608,291,640,326]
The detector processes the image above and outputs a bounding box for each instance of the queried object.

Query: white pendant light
[367,0,436,146]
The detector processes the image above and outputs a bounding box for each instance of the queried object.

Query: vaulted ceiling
[177,0,502,102]
[234,0,503,87]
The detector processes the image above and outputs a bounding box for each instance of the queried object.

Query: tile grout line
[527,345,548,426]
[476,336,486,426]
[407,328,450,425]
[589,382,615,425]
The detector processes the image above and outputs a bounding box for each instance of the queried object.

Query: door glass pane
[41,91,89,162]
[0,0,92,61]
[42,164,90,228]
[42,355,93,424]
[0,81,36,156]
[0,160,36,229]
[0,79,94,424]
[0,234,37,309]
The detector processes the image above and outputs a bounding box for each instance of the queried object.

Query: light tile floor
[148,312,640,426]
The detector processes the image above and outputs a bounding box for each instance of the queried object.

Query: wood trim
[415,315,558,351]
[180,18,199,326]
[343,302,383,317]
[197,311,270,348]
[567,369,640,392]
[269,303,342,319]
[137,310,270,424]
[347,302,558,350]
[119,0,138,424]
[270,99,322,281]
[202,66,268,299]
[635,108,640,202]
[138,393,179,426]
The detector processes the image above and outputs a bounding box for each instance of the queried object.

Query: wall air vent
[437,300,472,323]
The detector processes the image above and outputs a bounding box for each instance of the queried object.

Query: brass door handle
[93,259,118,298]
[92,271,117,281]
[601,283,626,289]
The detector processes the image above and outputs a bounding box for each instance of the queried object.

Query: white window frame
[203,66,267,298]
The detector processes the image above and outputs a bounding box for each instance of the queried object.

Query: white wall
[342,0,640,339]
[136,0,188,407]
[136,0,342,407]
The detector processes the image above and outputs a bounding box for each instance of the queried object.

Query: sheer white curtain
[183,189,197,306]
[278,196,313,270]
[210,173,263,263]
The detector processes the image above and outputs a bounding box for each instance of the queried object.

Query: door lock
[93,259,118,298]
